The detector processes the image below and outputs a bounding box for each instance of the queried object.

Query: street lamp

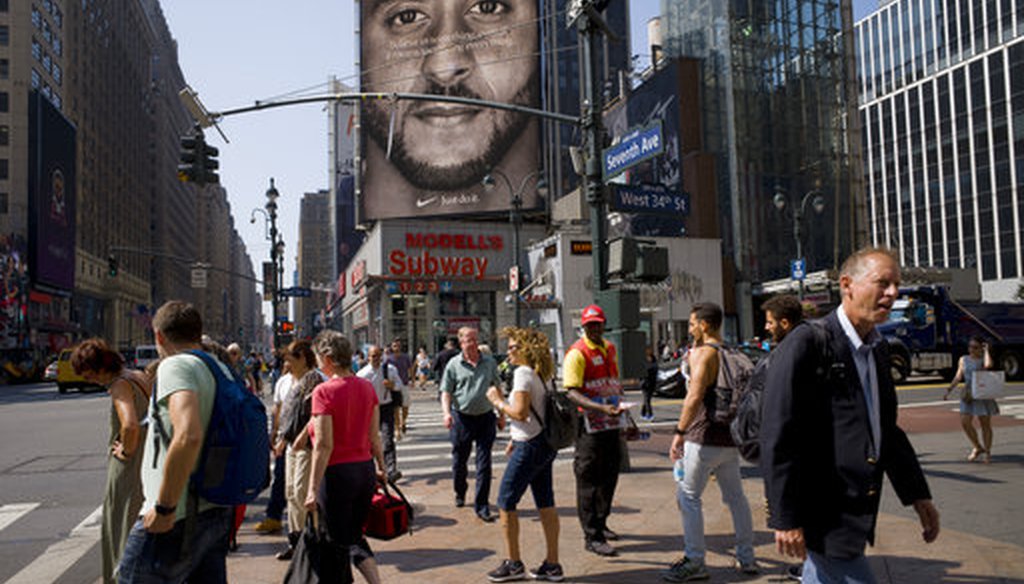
[773,185,826,299]
[482,170,548,327]
[252,178,285,348]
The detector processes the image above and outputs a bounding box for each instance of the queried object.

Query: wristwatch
[154,503,177,516]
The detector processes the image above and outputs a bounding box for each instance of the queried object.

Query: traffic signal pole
[576,1,608,296]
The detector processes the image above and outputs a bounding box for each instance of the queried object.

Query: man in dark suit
[761,247,940,583]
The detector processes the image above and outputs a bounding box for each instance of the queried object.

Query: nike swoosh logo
[416,196,438,208]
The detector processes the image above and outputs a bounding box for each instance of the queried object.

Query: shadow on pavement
[380,547,495,573]
[872,555,1024,583]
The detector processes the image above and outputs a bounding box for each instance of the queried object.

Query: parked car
[134,345,159,370]
[56,348,102,393]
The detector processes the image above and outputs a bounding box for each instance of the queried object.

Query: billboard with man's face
[358,0,542,221]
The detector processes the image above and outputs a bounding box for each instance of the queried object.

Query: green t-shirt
[440,353,500,415]
[140,352,222,521]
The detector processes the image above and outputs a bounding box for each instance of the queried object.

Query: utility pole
[574,0,609,298]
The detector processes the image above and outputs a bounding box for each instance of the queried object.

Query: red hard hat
[581,304,606,325]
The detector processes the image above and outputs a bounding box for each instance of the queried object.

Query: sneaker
[662,557,709,582]
[584,540,618,557]
[735,558,761,575]
[488,559,526,582]
[275,546,294,561]
[529,561,565,582]
[253,518,282,534]
[786,564,803,581]
[455,494,466,508]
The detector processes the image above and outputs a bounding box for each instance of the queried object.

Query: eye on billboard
[357,0,542,221]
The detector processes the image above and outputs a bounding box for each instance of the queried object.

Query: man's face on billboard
[362,0,539,192]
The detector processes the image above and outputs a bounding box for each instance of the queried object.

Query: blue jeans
[803,550,876,584]
[676,441,754,564]
[451,410,496,514]
[497,434,556,511]
[117,506,232,584]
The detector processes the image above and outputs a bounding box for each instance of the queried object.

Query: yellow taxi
[56,348,101,393]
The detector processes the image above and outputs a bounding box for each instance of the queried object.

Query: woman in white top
[485,327,563,582]
[944,336,999,462]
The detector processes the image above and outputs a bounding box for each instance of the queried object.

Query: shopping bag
[283,510,348,584]
[364,480,413,540]
[972,370,1006,400]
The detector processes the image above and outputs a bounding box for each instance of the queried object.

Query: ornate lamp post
[773,185,826,300]
[482,170,548,327]
[252,178,285,348]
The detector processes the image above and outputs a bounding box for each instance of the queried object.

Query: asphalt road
[0,382,108,584]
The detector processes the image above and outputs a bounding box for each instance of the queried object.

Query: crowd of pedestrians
[67,246,976,584]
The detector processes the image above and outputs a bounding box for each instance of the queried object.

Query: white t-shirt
[509,365,547,442]
[273,372,295,405]
[356,362,402,404]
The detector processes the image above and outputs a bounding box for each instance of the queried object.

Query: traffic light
[279,321,295,334]
[107,255,118,277]
[177,129,219,185]
[177,134,200,183]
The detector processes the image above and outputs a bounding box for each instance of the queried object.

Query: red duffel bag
[364,480,413,540]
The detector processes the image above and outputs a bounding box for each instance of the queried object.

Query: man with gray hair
[440,327,504,522]
[357,344,404,482]
[762,247,940,583]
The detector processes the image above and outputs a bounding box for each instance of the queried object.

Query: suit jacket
[760,309,931,559]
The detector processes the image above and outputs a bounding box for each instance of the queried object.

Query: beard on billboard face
[364,72,538,192]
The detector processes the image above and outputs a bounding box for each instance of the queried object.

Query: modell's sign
[388,232,504,281]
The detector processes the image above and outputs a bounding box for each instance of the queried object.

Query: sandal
[984,451,992,464]
[968,447,985,462]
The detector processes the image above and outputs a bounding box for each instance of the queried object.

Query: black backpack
[729,320,831,463]
[529,378,580,451]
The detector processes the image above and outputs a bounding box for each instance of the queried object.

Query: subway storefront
[338,221,546,352]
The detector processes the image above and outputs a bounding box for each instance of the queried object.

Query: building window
[0,59,7,79]
[51,93,61,110]
[43,0,52,13]
[43,21,52,44]
[0,0,8,12]
[31,69,40,89]
[54,8,62,28]
[53,37,62,56]
[0,194,8,215]
[32,8,41,29]
[0,126,8,146]
[52,64,61,85]
[42,53,52,74]
[0,159,7,180]
[0,26,8,46]
[42,84,51,100]
[0,93,7,113]
[32,40,42,61]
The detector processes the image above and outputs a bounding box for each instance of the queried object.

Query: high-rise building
[855,0,1023,300]
[295,189,332,338]
[0,0,260,359]
[663,0,865,336]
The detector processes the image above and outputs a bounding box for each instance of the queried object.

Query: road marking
[5,504,102,584]
[399,457,574,481]
[900,395,1024,408]
[0,503,39,533]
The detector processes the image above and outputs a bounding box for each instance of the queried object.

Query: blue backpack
[152,350,270,506]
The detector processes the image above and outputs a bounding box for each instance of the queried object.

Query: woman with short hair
[72,338,152,584]
[305,330,386,583]
[485,327,563,582]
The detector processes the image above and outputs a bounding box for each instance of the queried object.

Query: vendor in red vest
[563,304,625,558]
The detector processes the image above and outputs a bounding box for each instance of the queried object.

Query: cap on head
[581,304,606,325]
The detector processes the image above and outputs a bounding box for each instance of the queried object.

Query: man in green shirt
[440,326,504,522]
[118,301,234,583]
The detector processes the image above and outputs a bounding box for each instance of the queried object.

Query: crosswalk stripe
[0,503,40,533]
[5,505,103,584]
[398,457,574,482]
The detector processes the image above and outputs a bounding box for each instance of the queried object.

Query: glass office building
[856,0,1024,299]
[663,0,864,335]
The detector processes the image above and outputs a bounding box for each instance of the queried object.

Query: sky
[161,1,877,322]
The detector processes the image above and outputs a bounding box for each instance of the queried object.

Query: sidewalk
[228,405,1024,583]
